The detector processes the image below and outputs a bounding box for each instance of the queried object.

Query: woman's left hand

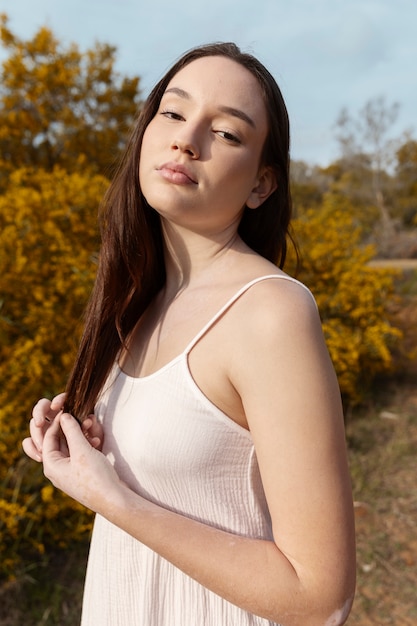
[41,411,122,513]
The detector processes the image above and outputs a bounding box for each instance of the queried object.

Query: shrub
[288,192,402,403]
[0,167,107,577]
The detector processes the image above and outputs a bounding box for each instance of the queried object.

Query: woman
[23,43,356,626]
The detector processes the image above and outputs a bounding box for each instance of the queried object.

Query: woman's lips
[157,162,198,185]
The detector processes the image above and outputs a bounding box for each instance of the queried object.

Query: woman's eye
[216,130,241,144]
[160,110,183,121]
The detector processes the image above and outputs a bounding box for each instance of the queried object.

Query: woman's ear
[246,166,278,209]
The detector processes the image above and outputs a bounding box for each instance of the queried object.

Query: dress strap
[184,273,315,355]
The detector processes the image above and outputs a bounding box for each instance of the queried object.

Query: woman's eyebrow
[164,87,191,100]
[218,105,256,129]
[163,87,256,129]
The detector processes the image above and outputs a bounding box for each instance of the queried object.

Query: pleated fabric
[81,274,313,625]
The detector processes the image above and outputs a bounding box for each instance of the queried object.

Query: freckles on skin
[324,596,354,626]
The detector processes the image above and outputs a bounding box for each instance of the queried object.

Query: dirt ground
[345,382,417,625]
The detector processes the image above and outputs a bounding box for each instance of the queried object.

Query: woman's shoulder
[236,265,317,314]
[213,247,319,338]
[227,269,329,393]
[247,270,314,301]
[229,267,321,349]
[233,249,315,307]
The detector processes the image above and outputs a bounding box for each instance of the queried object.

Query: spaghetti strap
[184,273,315,355]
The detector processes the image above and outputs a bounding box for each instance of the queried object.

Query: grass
[0,546,88,626]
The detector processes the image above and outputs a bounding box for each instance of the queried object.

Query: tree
[395,139,417,227]
[334,97,401,250]
[290,160,327,216]
[0,14,141,184]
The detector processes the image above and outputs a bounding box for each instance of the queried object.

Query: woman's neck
[161,219,246,294]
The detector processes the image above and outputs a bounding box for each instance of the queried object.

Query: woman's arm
[36,281,355,626]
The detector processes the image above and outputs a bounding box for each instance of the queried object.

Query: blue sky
[1,0,416,165]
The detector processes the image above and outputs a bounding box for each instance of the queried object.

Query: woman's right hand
[22,393,103,462]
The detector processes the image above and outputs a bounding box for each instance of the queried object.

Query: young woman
[23,43,356,626]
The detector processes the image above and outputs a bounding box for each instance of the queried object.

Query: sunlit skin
[23,56,355,625]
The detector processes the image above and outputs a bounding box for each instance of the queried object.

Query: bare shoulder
[236,272,320,338]
[229,271,335,401]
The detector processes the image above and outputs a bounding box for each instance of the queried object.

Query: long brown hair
[64,42,293,420]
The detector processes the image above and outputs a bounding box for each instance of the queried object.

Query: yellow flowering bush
[288,192,401,402]
[0,14,141,184]
[0,166,107,577]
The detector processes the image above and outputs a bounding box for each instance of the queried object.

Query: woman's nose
[171,126,200,158]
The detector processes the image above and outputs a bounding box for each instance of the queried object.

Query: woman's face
[139,55,276,235]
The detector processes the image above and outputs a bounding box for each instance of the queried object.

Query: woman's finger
[50,392,67,411]
[22,437,42,462]
[43,412,88,460]
[32,398,53,427]
[41,412,63,455]
[79,414,103,450]
[29,416,47,453]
